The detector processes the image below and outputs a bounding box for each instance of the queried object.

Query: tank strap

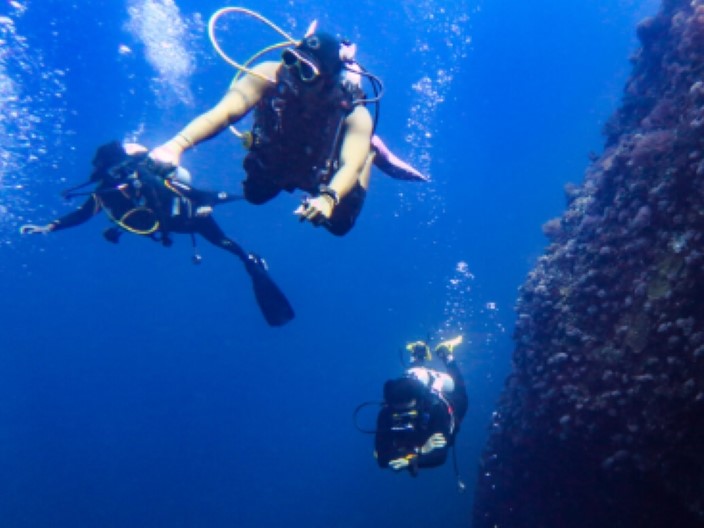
[316,82,361,184]
[436,391,456,436]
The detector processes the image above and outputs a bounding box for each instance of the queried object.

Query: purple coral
[473,2,704,527]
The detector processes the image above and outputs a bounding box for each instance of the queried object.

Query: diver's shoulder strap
[315,85,360,184]
[410,367,457,435]
[341,78,366,108]
[132,155,177,184]
[436,391,456,436]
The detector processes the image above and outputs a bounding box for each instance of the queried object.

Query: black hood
[90,141,129,181]
[296,32,343,77]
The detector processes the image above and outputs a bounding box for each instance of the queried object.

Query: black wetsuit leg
[166,180,240,207]
[447,360,469,423]
[191,216,248,260]
[324,182,367,237]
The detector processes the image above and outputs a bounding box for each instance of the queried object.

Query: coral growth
[473,2,704,527]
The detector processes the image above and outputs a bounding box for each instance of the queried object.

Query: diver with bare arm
[151,10,427,237]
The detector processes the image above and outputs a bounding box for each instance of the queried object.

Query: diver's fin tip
[245,258,295,327]
[304,20,318,38]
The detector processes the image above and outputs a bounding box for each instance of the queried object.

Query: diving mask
[282,48,321,83]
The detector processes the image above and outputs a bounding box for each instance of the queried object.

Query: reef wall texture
[472,1,704,527]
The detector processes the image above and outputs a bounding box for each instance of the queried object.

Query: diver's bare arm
[328,106,373,198]
[164,62,278,153]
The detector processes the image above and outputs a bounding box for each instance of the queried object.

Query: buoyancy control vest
[406,368,457,437]
[244,65,365,193]
[92,156,167,236]
[89,155,196,238]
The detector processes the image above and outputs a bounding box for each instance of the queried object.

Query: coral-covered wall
[472,1,704,526]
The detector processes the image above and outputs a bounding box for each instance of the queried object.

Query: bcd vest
[245,66,364,193]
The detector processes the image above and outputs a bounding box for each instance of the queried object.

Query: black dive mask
[282,48,321,84]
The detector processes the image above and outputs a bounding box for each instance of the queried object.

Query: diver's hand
[420,433,447,455]
[294,195,334,225]
[389,457,412,471]
[124,143,148,156]
[149,141,183,167]
[19,223,54,235]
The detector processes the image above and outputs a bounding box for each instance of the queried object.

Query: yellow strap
[164,179,184,197]
[97,194,159,235]
[118,207,160,235]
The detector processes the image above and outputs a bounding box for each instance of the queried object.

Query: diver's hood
[91,141,129,181]
[296,32,343,77]
[384,377,426,406]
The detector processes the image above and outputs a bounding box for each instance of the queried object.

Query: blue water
[1,0,658,526]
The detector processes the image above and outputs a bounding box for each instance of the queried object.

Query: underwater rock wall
[472,1,704,527]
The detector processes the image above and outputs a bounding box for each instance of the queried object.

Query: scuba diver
[372,336,469,480]
[20,141,295,327]
[151,12,427,237]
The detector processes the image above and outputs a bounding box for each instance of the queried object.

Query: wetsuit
[375,360,469,470]
[52,157,247,259]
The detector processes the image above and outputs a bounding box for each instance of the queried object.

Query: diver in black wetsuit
[374,337,469,476]
[20,141,294,327]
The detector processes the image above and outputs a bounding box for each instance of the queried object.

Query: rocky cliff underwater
[473,1,704,526]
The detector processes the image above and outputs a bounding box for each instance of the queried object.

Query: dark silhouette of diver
[20,141,294,327]
[373,337,468,475]
[354,336,468,491]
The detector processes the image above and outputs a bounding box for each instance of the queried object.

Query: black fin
[245,256,295,326]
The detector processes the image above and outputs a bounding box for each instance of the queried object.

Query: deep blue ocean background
[1,0,659,526]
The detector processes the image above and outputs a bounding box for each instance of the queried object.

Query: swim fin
[244,254,295,326]
[371,135,429,182]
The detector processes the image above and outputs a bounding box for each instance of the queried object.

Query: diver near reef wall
[20,141,294,327]
[355,336,469,488]
[151,9,427,237]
